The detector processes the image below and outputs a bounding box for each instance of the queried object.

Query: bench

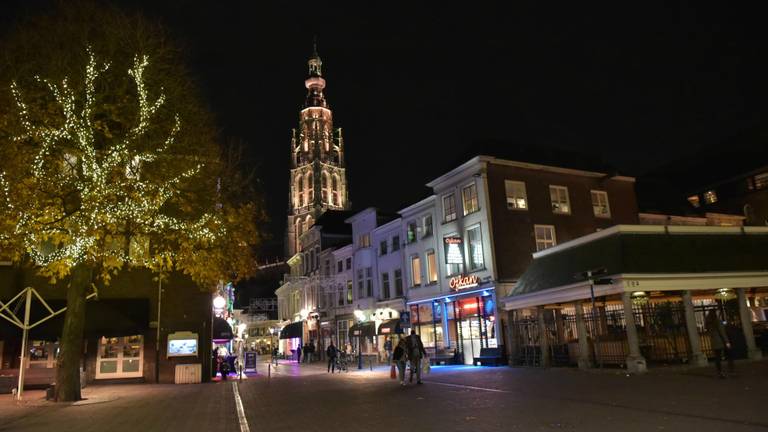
[473,347,504,366]
[430,350,457,366]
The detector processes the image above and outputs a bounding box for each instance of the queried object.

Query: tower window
[703,190,718,204]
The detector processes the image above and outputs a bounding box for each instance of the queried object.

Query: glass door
[96,335,143,379]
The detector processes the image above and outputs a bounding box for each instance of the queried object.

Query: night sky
[3,2,766,259]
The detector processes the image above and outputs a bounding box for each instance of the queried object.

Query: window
[381,273,390,299]
[324,259,330,275]
[392,235,400,251]
[338,285,345,306]
[443,194,457,222]
[591,190,611,218]
[366,267,373,297]
[407,221,418,243]
[357,269,364,298]
[443,235,464,276]
[426,250,438,283]
[394,269,404,297]
[505,180,528,210]
[346,280,353,304]
[467,225,484,270]
[687,195,700,208]
[346,257,352,270]
[411,255,422,287]
[422,215,433,238]
[359,233,371,248]
[534,225,557,251]
[462,183,479,215]
[96,335,143,379]
[750,172,768,190]
[549,185,571,214]
[703,190,718,204]
[380,240,388,256]
[337,261,343,273]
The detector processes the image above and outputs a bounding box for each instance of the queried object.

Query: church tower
[286,42,350,257]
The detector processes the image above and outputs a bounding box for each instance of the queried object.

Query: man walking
[326,341,338,373]
[406,329,427,384]
[706,309,734,378]
[384,337,393,363]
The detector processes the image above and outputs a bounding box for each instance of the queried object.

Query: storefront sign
[167,331,199,357]
[449,274,479,291]
[444,237,464,264]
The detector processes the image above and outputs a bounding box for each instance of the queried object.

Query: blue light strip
[406,286,496,305]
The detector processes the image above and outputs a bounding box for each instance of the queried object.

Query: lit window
[505,180,527,210]
[549,185,571,214]
[443,194,457,222]
[687,195,700,208]
[359,233,371,248]
[426,250,438,283]
[703,190,718,204]
[591,190,611,218]
[411,255,422,287]
[467,225,484,270]
[346,280,353,304]
[443,235,464,276]
[462,183,479,215]
[752,172,768,190]
[407,221,418,243]
[534,225,557,251]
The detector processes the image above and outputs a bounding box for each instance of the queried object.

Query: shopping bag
[390,364,397,379]
[422,358,431,375]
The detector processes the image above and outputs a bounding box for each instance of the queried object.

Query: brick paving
[1,360,767,431]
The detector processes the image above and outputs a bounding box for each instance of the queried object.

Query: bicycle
[334,352,350,372]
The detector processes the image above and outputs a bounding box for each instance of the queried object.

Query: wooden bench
[473,347,504,366]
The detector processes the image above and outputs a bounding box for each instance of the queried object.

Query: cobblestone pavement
[2,360,768,432]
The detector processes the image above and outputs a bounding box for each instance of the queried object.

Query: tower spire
[313,35,318,58]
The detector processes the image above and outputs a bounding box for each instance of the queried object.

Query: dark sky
[3,2,767,258]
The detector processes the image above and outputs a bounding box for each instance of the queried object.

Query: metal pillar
[17,289,32,400]
[621,291,647,374]
[681,290,708,367]
[574,301,591,369]
[737,288,763,360]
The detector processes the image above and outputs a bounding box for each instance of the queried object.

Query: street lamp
[269,327,277,365]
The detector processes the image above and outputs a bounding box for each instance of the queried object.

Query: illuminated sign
[444,237,464,264]
[167,331,199,357]
[380,327,391,334]
[449,274,479,291]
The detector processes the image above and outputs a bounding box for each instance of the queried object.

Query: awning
[377,319,403,335]
[0,298,149,340]
[348,321,375,339]
[212,317,234,341]
[279,321,303,340]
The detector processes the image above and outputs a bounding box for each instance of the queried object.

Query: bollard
[268,363,271,380]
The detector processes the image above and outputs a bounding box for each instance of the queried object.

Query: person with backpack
[706,309,734,378]
[406,329,427,384]
[326,341,338,373]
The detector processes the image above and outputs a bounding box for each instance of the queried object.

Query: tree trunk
[55,263,90,402]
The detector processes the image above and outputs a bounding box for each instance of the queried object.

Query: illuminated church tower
[286,42,349,257]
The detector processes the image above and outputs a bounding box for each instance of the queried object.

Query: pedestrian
[392,338,408,386]
[326,341,338,373]
[406,329,427,384]
[345,341,353,356]
[296,344,303,364]
[384,337,393,363]
[308,341,315,363]
[218,355,230,380]
[706,309,734,378]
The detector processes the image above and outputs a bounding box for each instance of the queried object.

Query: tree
[0,3,261,401]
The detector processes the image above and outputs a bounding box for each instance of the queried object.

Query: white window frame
[462,183,479,215]
[422,214,433,238]
[411,255,422,287]
[590,190,611,218]
[549,185,571,215]
[443,193,457,222]
[534,225,557,252]
[95,335,144,379]
[505,180,528,210]
[426,249,438,284]
[466,224,484,271]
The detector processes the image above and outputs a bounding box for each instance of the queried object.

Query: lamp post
[269,327,277,365]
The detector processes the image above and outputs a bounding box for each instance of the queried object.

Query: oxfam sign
[449,274,479,291]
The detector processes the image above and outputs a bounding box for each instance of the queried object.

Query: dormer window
[703,190,718,204]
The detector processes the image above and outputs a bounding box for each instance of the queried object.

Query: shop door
[96,335,143,379]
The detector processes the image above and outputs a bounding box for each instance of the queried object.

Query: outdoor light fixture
[353,309,365,321]
[714,288,736,301]
[213,295,226,309]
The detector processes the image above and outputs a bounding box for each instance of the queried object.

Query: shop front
[279,321,303,361]
[408,283,499,365]
[348,321,376,361]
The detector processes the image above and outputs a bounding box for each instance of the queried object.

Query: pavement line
[232,382,251,432]
[422,380,509,393]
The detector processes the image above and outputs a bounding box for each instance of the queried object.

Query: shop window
[462,183,479,215]
[96,335,143,379]
[411,255,422,287]
[28,340,58,369]
[534,225,557,251]
[591,190,611,218]
[443,194,457,222]
[549,185,571,214]
[505,180,528,210]
[426,250,438,283]
[467,225,484,270]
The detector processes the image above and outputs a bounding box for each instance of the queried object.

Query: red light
[462,303,478,310]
